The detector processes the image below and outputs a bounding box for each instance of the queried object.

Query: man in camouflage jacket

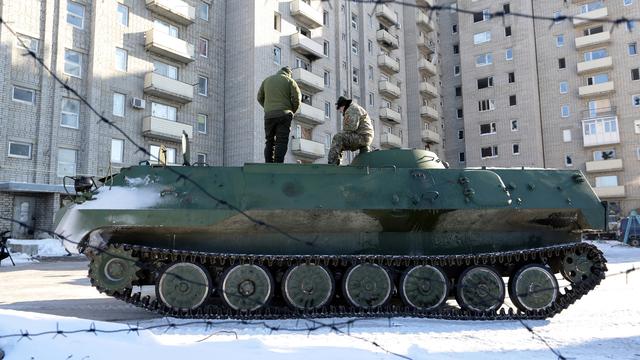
[328,96,374,165]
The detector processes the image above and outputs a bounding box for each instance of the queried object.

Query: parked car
[619,213,640,247]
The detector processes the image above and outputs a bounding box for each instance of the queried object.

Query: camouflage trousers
[327,132,373,165]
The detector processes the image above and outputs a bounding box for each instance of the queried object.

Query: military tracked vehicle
[54,149,607,320]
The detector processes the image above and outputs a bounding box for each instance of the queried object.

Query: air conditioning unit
[131,97,146,109]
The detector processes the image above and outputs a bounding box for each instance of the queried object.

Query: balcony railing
[375,4,398,26]
[295,103,325,126]
[380,133,402,148]
[416,11,435,32]
[594,185,625,198]
[145,29,195,63]
[291,138,325,159]
[292,67,324,93]
[421,129,440,144]
[581,106,616,119]
[420,82,438,98]
[142,116,193,141]
[573,7,608,26]
[575,31,611,49]
[377,54,400,73]
[417,34,436,54]
[376,29,399,49]
[145,0,195,25]
[379,107,401,124]
[579,81,615,98]
[290,0,323,29]
[144,72,194,103]
[585,159,623,173]
[420,105,439,121]
[378,80,401,99]
[290,33,324,59]
[418,58,437,76]
[577,56,613,74]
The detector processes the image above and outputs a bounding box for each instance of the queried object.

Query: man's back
[258,68,301,119]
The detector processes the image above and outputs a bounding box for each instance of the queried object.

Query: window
[368,65,374,80]
[351,13,358,29]
[505,48,513,60]
[587,73,609,85]
[632,68,640,81]
[475,53,493,66]
[324,134,332,150]
[481,146,499,159]
[556,35,564,47]
[509,95,517,106]
[633,94,640,107]
[558,58,566,69]
[274,12,281,31]
[512,144,520,155]
[11,86,34,104]
[151,102,177,121]
[454,65,460,76]
[508,72,515,83]
[352,68,359,84]
[624,0,633,5]
[553,10,562,23]
[584,49,608,62]
[563,129,572,142]
[115,48,127,72]
[453,44,459,54]
[64,49,82,77]
[561,104,570,117]
[154,61,178,79]
[351,40,358,54]
[595,176,618,187]
[273,46,281,64]
[584,26,603,36]
[323,11,329,26]
[15,34,39,53]
[581,1,604,13]
[480,122,497,135]
[198,76,208,96]
[629,42,638,55]
[505,26,511,37]
[457,108,464,119]
[478,99,495,112]
[8,142,32,159]
[459,152,465,163]
[324,101,331,118]
[368,92,374,106]
[198,38,209,57]
[111,139,124,163]
[197,114,207,134]
[323,41,330,56]
[593,149,616,161]
[627,20,635,32]
[324,71,330,87]
[113,93,125,117]
[61,98,80,128]
[57,148,77,177]
[149,145,176,164]
[154,19,178,37]
[199,2,209,20]
[473,31,492,44]
[67,2,84,29]
[367,40,373,54]
[565,155,573,167]
[117,4,129,26]
[503,3,511,14]
[511,119,518,131]
[455,86,462,96]
[197,153,207,164]
[559,81,569,94]
[473,9,491,23]
[452,24,458,34]
[458,130,464,140]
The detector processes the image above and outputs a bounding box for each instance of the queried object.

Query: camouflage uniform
[328,102,374,165]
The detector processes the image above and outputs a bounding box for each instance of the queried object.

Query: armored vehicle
[54,149,607,320]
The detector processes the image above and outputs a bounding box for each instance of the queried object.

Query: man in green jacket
[257,66,302,163]
[328,96,374,165]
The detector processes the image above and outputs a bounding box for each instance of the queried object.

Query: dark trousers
[264,113,292,163]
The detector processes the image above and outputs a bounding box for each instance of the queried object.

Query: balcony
[417,33,435,54]
[376,29,399,49]
[377,54,400,73]
[291,138,325,159]
[416,11,435,32]
[291,67,324,93]
[582,117,620,147]
[575,32,611,50]
[578,81,615,98]
[295,103,325,126]
[420,105,439,121]
[418,58,437,76]
[421,129,440,144]
[585,159,623,173]
[378,80,401,99]
[290,0,323,29]
[379,107,401,124]
[420,82,438,98]
[142,116,193,142]
[380,133,402,148]
[573,7,608,26]
[577,56,613,74]
[145,0,195,25]
[375,4,398,26]
[145,29,195,63]
[144,72,193,104]
[290,33,323,59]
[416,0,434,7]
[594,185,625,198]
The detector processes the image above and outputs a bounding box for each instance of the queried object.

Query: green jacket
[343,102,374,138]
[257,69,302,119]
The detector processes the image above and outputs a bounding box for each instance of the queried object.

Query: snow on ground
[1,238,70,266]
[1,241,639,360]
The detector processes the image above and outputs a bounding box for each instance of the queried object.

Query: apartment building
[441,0,640,216]
[0,0,443,237]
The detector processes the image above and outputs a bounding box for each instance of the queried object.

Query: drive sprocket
[89,245,140,295]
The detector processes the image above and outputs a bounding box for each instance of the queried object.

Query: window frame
[117,3,129,26]
[11,86,35,105]
[61,97,80,129]
[505,48,513,60]
[67,1,85,29]
[8,141,32,159]
[110,139,124,164]
[64,49,82,78]
[199,2,209,21]
[198,75,209,96]
[481,145,499,159]
[512,143,520,155]
[197,114,207,134]
[559,81,569,94]
[511,119,518,131]
[198,37,209,58]
[112,92,125,117]
[57,148,77,177]
[115,47,128,72]
[561,104,570,117]
[556,34,564,47]
[273,46,281,65]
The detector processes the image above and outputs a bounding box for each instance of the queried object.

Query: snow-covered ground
[0,238,70,267]
[1,241,639,360]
